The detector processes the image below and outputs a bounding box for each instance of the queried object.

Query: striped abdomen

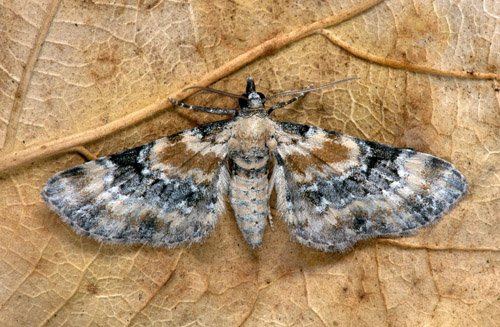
[229,148,270,248]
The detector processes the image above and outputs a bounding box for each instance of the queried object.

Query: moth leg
[268,207,275,231]
[268,209,275,231]
[169,97,237,115]
[267,84,313,114]
[267,165,277,231]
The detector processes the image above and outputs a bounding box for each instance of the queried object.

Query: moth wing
[272,122,469,252]
[42,120,231,247]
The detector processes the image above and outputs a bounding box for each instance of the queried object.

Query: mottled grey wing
[272,122,468,252]
[42,120,231,247]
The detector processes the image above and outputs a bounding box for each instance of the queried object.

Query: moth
[42,77,468,252]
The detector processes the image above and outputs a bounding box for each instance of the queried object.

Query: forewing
[42,120,231,247]
[273,122,469,252]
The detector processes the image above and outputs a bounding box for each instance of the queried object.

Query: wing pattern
[273,122,468,252]
[42,120,231,247]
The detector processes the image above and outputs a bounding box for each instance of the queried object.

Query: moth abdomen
[229,163,270,248]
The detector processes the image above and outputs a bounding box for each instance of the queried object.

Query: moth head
[239,77,266,111]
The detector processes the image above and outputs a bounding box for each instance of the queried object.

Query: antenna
[266,77,359,100]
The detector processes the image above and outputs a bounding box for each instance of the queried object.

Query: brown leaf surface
[1,0,499,326]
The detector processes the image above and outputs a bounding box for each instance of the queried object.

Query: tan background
[1,0,499,326]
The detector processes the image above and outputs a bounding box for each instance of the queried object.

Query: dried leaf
[1,0,498,326]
